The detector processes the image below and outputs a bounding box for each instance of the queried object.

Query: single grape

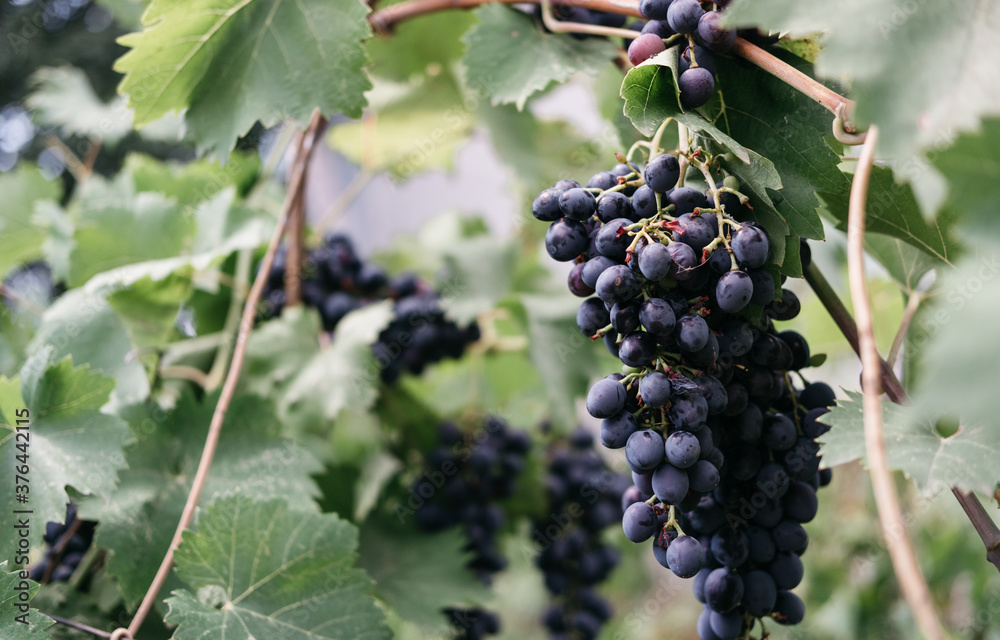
[637,242,673,280]
[595,218,633,261]
[644,153,681,193]
[632,470,654,496]
[771,520,808,553]
[596,264,640,305]
[668,242,698,279]
[668,187,711,216]
[553,179,582,192]
[625,429,665,473]
[746,525,777,564]
[586,171,617,190]
[731,224,770,268]
[742,570,777,617]
[771,288,801,321]
[639,371,672,408]
[669,213,714,250]
[628,33,667,66]
[559,187,598,221]
[596,191,634,223]
[688,459,721,492]
[799,381,836,409]
[696,11,736,52]
[568,262,594,297]
[768,551,804,589]
[666,0,703,34]
[619,331,658,367]
[587,378,627,419]
[678,67,715,109]
[666,535,705,578]
[782,481,818,523]
[639,298,676,336]
[748,268,776,305]
[665,431,701,468]
[601,411,639,449]
[532,188,563,221]
[762,414,797,451]
[697,608,723,640]
[777,330,810,370]
[669,392,709,430]
[772,590,806,625]
[710,610,744,640]
[652,462,689,503]
[641,18,675,37]
[622,502,658,543]
[545,218,588,262]
[802,407,831,439]
[610,301,641,335]
[715,270,753,314]
[710,528,749,568]
[639,0,673,20]
[704,568,744,613]
[677,314,710,351]
[576,298,610,336]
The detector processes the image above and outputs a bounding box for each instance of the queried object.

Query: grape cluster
[260,233,479,383]
[625,0,737,110]
[411,419,532,639]
[532,146,833,638]
[28,504,95,583]
[535,428,630,640]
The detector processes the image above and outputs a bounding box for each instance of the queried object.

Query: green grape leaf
[620,51,682,136]
[862,233,939,294]
[908,248,1000,431]
[30,289,150,406]
[819,390,998,495]
[819,165,962,267]
[368,10,476,81]
[929,117,1000,232]
[107,271,193,351]
[125,152,261,207]
[725,0,1000,161]
[77,392,321,610]
[27,67,134,145]
[0,562,53,639]
[328,74,474,178]
[462,4,616,110]
[0,165,60,277]
[679,112,750,164]
[280,302,394,432]
[242,306,322,400]
[715,53,850,241]
[0,348,131,564]
[358,520,490,632]
[165,495,390,640]
[68,175,196,287]
[115,0,372,156]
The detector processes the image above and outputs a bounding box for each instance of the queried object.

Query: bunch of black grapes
[411,419,532,640]
[624,0,774,110]
[535,428,630,640]
[532,148,834,639]
[260,233,479,383]
[27,504,95,583]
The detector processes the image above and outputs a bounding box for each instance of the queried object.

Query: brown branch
[370,0,641,34]
[41,517,82,584]
[847,125,947,640]
[122,110,327,640]
[802,260,906,404]
[952,488,1000,572]
[284,114,325,306]
[43,613,113,639]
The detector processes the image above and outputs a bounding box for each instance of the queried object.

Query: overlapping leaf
[462,4,616,110]
[165,496,390,640]
[0,166,59,277]
[116,0,372,155]
[0,348,130,563]
[819,391,998,495]
[0,562,53,639]
[78,392,322,609]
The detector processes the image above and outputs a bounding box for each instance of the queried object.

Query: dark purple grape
[545,218,588,262]
[568,262,594,297]
[783,482,818,523]
[639,298,676,336]
[665,431,701,468]
[532,188,563,221]
[799,382,836,409]
[715,270,753,313]
[762,414,797,451]
[666,0,703,34]
[666,535,705,578]
[601,411,639,449]
[668,187,711,216]
[768,551,804,589]
[696,11,736,52]
[639,0,673,20]
[777,330,810,370]
[748,268,776,305]
[678,67,715,109]
[679,44,718,77]
[587,378,626,419]
[652,462,689,503]
[704,568,744,613]
[677,314,710,352]
[773,591,806,625]
[710,528,749,568]
[625,429,665,473]
[631,185,658,218]
[582,256,616,289]
[639,371,672,407]
[731,224,770,268]
[669,213,715,251]
[596,264,640,305]
[669,392,708,430]
[742,570,777,617]
[586,171,617,190]
[619,331,658,367]
[644,153,680,193]
[641,18,675,37]
[559,187,598,221]
[622,502,658,542]
[638,242,673,280]
[610,301,641,335]
[596,191,634,223]
[595,218,633,261]
[668,242,698,279]
[802,407,831,439]
[688,459,721,492]
[576,298,610,336]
